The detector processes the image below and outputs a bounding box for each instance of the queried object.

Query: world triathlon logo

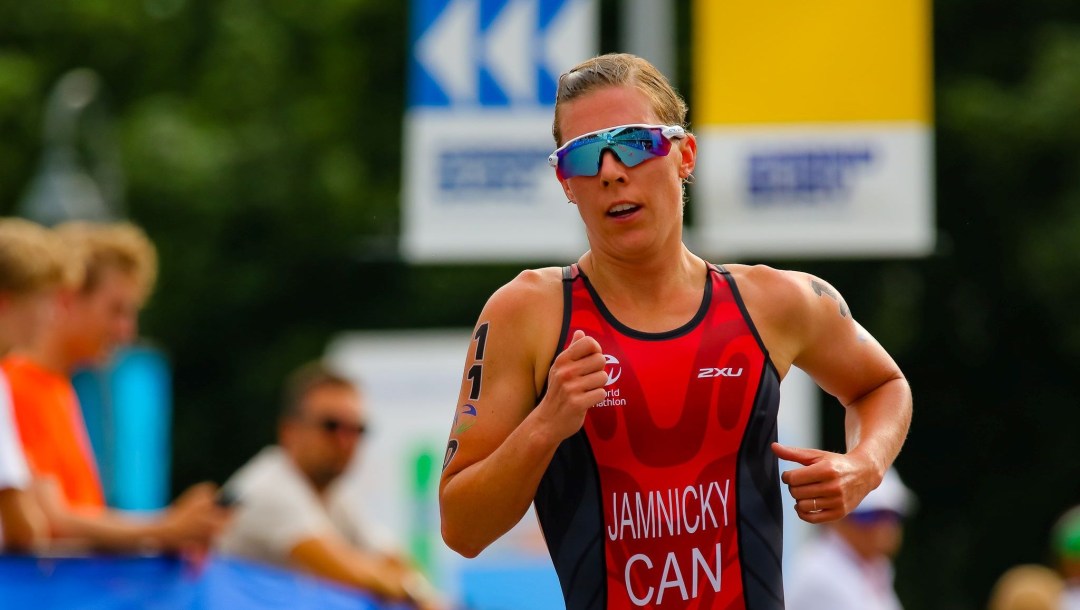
[596,354,627,409]
[604,354,622,386]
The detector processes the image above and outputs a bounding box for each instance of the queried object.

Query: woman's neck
[580,245,705,297]
[578,247,709,335]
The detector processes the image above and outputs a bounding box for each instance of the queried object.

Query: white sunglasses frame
[547,123,687,170]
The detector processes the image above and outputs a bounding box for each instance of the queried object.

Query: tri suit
[534,264,785,610]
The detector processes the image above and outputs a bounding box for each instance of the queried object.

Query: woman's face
[555,85,696,260]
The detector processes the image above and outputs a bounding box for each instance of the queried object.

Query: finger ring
[812,499,818,512]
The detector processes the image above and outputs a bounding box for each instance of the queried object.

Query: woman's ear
[678,133,697,179]
[559,174,575,204]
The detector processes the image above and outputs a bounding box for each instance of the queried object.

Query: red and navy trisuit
[534,264,785,610]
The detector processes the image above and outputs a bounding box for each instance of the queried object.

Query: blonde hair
[0,218,71,294]
[987,564,1063,610]
[552,53,689,147]
[55,221,158,300]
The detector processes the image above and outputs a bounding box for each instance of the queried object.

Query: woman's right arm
[438,269,608,558]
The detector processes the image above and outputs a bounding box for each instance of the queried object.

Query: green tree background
[3,1,1080,607]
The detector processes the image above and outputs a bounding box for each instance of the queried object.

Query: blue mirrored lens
[556,127,672,178]
[560,143,603,177]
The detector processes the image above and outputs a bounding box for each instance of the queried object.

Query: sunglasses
[548,124,687,179]
[304,417,368,437]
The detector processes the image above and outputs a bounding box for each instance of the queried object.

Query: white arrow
[543,0,597,80]
[416,0,479,104]
[482,0,536,103]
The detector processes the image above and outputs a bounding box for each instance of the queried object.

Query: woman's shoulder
[485,266,566,317]
[722,263,854,374]
[476,266,568,388]
[723,263,841,314]
[722,263,803,298]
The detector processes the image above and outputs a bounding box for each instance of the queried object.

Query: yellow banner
[693,0,932,125]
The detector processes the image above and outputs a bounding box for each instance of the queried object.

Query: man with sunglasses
[440,53,912,610]
[217,361,441,609]
[786,468,914,610]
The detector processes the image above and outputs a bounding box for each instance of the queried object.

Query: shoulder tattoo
[810,279,850,318]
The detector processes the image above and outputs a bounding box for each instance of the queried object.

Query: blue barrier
[459,560,564,610]
[0,554,413,609]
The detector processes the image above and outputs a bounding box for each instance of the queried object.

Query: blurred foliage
[853,5,1080,608]
[0,0,473,480]
[2,1,1080,608]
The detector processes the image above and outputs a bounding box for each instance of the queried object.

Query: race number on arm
[439,268,608,557]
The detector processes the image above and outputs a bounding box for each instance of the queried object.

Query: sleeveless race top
[534,264,785,610]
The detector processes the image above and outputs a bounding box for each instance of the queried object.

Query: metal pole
[620,0,676,79]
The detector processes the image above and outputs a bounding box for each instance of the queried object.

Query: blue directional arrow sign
[409,0,594,108]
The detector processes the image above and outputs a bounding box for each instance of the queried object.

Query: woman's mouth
[607,203,640,218]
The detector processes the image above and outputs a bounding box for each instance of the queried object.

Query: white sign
[403,0,598,263]
[691,0,934,259]
[694,125,934,258]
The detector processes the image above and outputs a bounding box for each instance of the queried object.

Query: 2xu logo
[697,367,744,379]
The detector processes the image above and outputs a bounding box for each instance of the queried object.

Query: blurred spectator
[1053,504,1080,609]
[217,361,442,609]
[987,564,1063,610]
[786,467,915,610]
[0,218,67,552]
[1,221,229,554]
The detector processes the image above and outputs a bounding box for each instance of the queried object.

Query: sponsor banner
[402,110,586,262]
[693,124,933,257]
[403,0,597,263]
[691,0,933,258]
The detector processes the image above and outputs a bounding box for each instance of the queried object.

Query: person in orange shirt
[2,221,229,554]
[0,218,66,552]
